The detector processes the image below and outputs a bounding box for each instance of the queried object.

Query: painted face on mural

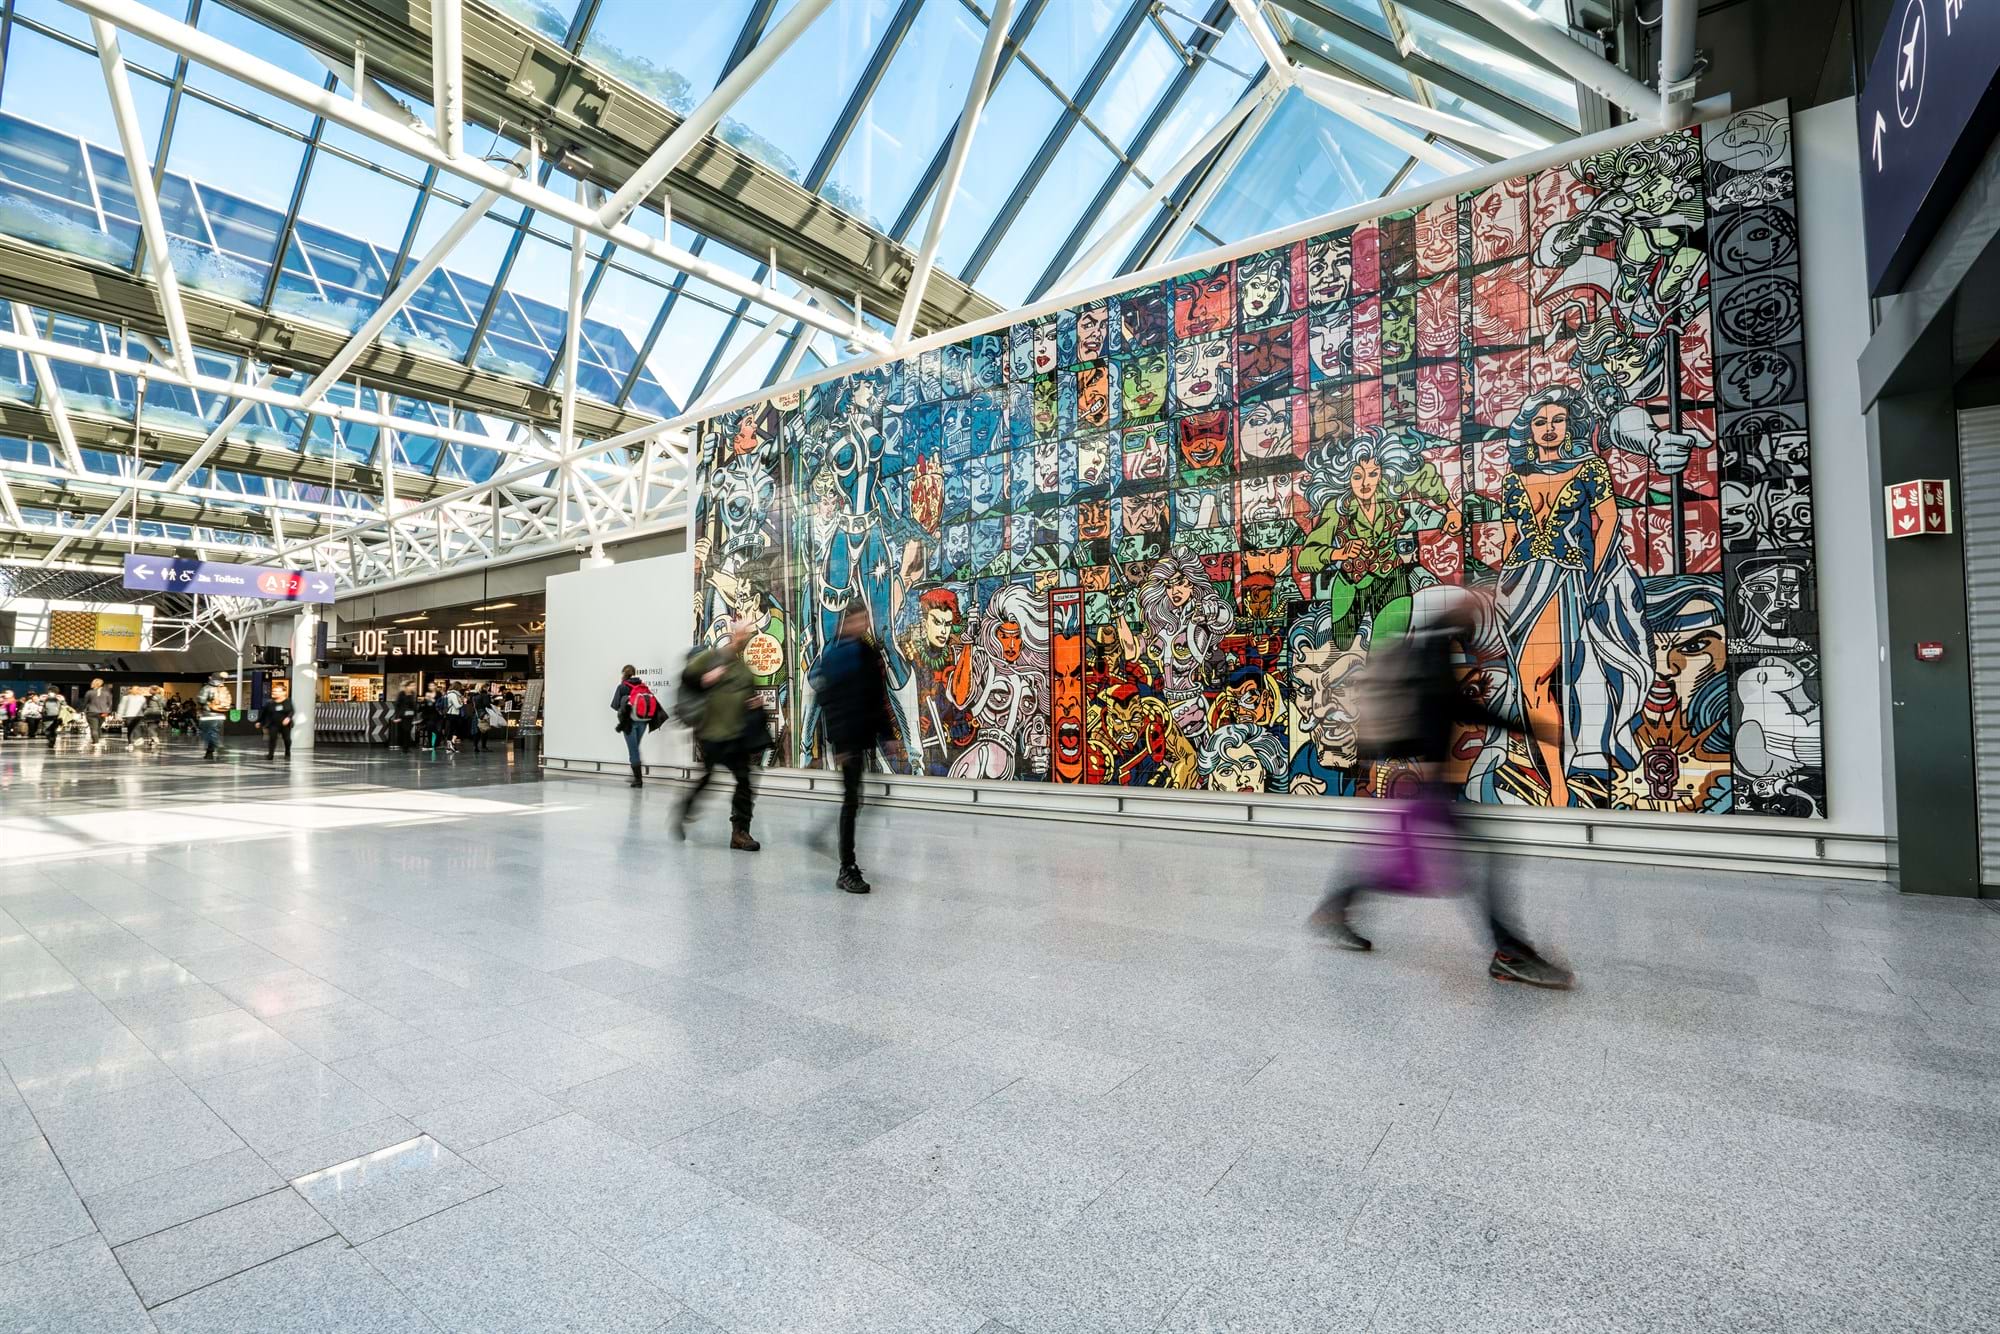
[1121,353,1168,419]
[971,334,1005,388]
[1076,434,1111,487]
[1179,414,1230,472]
[1529,401,1572,459]
[1309,312,1347,379]
[969,455,1005,513]
[1349,458,1383,506]
[1306,234,1352,306]
[996,616,1025,664]
[1124,428,1171,481]
[1236,323,1295,393]
[1032,376,1058,433]
[1077,498,1112,541]
[1032,316,1059,374]
[1008,323,1035,380]
[1239,473,1289,521]
[1238,400,1291,461]
[1172,337,1230,410]
[1238,253,1288,323]
[1124,491,1169,534]
[1076,305,1109,361]
[1078,366,1110,429]
[1119,290,1166,348]
[1207,737,1269,793]
[1174,268,1233,337]
[1293,637,1366,768]
[1034,440,1062,493]
[921,602,957,650]
[1654,622,1725,710]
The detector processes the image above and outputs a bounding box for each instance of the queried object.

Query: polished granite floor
[1,741,1997,1332]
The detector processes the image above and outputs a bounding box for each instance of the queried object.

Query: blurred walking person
[83,677,114,749]
[130,689,164,749]
[810,604,895,894]
[261,681,296,761]
[116,685,145,748]
[1309,594,1574,988]
[195,675,231,761]
[674,619,766,851]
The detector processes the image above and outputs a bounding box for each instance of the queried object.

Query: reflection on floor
[1,757,1997,1331]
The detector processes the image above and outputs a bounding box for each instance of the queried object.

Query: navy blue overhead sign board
[1857,0,2000,295]
[121,554,335,604]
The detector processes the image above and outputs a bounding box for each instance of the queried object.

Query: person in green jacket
[674,618,765,850]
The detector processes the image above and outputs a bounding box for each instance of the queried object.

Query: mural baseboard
[543,756,1890,881]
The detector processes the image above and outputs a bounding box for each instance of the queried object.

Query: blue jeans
[623,723,645,767]
[197,718,222,754]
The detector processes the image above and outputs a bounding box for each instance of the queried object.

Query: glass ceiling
[0,0,1590,483]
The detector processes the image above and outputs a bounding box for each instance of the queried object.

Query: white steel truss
[0,0,1700,614]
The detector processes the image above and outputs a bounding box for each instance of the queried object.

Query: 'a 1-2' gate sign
[122,554,336,603]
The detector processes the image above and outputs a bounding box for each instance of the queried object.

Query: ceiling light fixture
[468,601,517,611]
[392,614,428,623]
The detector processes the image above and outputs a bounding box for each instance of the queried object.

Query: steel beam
[1295,80,1465,175]
[1446,0,1657,122]
[1051,79,1275,297]
[63,0,892,355]
[9,304,88,475]
[1291,64,1544,156]
[892,0,1013,347]
[596,0,835,228]
[89,17,198,375]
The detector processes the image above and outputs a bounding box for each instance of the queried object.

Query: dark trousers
[44,718,59,747]
[128,719,156,746]
[265,726,292,759]
[838,751,865,870]
[1319,785,1532,955]
[86,713,104,744]
[685,740,754,830]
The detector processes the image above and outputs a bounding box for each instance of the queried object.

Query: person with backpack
[130,688,164,750]
[674,618,765,850]
[1307,592,1574,989]
[611,665,665,787]
[808,603,896,894]
[195,675,232,761]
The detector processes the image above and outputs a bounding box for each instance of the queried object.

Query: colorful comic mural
[690,104,1823,818]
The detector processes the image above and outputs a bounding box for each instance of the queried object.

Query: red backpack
[627,680,662,724]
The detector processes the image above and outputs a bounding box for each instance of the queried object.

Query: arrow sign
[121,554,336,604]
[1872,110,1887,170]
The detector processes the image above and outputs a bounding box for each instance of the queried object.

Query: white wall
[544,552,694,769]
[1797,99,1894,840]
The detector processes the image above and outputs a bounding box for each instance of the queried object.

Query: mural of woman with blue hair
[1495,385,1649,807]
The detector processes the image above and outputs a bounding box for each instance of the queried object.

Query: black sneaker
[1489,949,1575,990]
[1307,904,1371,951]
[838,865,871,895]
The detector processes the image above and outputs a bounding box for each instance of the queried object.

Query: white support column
[1224,0,1292,78]
[1052,78,1276,296]
[164,367,279,491]
[892,0,1014,347]
[689,311,792,414]
[9,304,87,474]
[596,0,835,228]
[1295,81,1466,175]
[1656,0,1699,127]
[560,179,588,453]
[1451,0,1660,123]
[289,606,319,753]
[0,470,21,528]
[90,18,197,375]
[1291,64,1545,156]
[429,0,463,158]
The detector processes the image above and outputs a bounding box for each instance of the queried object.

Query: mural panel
[692,104,1824,818]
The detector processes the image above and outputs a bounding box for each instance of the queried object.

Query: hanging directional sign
[121,554,336,604]
[1857,0,2000,294]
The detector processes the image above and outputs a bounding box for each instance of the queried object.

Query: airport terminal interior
[3,0,2000,1330]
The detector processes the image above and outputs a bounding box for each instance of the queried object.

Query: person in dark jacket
[1308,595,1574,989]
[809,604,896,894]
[674,619,763,850]
[610,665,660,788]
[261,681,297,760]
[83,677,114,749]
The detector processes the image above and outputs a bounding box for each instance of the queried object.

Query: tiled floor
[2,739,1998,1331]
